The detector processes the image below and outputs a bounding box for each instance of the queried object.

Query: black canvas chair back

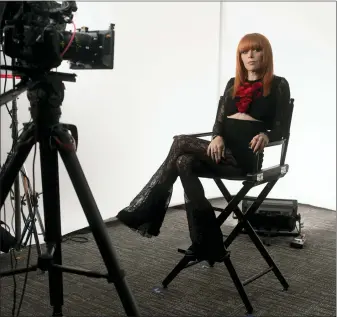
[161,98,295,315]
[280,98,294,165]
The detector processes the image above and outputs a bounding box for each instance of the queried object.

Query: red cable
[61,21,76,57]
[1,20,76,78]
[0,74,21,79]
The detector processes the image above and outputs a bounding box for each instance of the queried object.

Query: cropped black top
[212,75,291,142]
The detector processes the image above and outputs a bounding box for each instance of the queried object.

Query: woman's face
[241,48,264,72]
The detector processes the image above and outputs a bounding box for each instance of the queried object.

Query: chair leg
[162,250,254,314]
[231,183,289,290]
[224,181,277,248]
[239,222,289,290]
[213,179,253,226]
[162,255,191,288]
[215,179,289,291]
[223,252,253,314]
[213,178,243,220]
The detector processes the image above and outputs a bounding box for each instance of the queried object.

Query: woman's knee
[171,134,195,151]
[170,134,209,158]
[173,134,188,145]
[176,154,195,173]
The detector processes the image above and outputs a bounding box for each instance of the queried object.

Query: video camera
[0,1,115,73]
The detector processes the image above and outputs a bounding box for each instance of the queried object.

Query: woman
[116,33,291,262]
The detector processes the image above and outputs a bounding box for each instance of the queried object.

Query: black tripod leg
[56,129,140,317]
[0,124,36,208]
[39,136,64,316]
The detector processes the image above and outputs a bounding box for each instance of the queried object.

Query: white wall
[1,2,222,236]
[220,2,336,211]
[0,2,335,239]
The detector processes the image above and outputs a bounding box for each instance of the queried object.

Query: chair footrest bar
[213,207,225,212]
[179,234,229,254]
[178,246,189,254]
[176,249,207,268]
[242,266,274,286]
[185,260,202,268]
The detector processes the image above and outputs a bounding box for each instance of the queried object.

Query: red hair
[232,33,274,98]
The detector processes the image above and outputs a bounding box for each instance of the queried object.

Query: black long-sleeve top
[212,75,291,142]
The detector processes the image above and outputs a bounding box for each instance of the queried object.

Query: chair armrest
[177,135,287,145]
[173,132,289,184]
[265,139,285,148]
[174,132,213,138]
[246,164,289,183]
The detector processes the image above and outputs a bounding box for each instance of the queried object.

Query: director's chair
[162,98,295,314]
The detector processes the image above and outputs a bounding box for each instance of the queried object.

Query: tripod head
[0,65,76,120]
[0,67,77,136]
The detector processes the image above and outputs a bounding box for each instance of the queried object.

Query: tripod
[1,70,23,243]
[7,86,45,255]
[16,163,45,255]
[1,66,43,254]
[11,97,22,243]
[0,71,140,317]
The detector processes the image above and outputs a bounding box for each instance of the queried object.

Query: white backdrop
[219,2,336,211]
[1,2,221,236]
[0,2,335,238]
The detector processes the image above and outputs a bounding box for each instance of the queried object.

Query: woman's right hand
[207,136,225,164]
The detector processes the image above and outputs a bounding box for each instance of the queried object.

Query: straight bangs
[238,35,264,54]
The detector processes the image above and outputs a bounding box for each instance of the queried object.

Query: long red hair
[232,33,274,98]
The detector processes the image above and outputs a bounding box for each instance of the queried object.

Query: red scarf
[235,82,263,113]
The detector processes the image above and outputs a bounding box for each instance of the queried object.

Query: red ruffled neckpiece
[235,81,263,113]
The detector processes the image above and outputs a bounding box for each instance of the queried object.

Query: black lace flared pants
[116,134,245,261]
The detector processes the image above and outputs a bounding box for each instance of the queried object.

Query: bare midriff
[227,113,261,121]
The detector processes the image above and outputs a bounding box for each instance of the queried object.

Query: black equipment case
[241,197,299,232]
[232,197,301,238]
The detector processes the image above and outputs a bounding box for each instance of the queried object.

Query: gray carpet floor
[0,200,335,317]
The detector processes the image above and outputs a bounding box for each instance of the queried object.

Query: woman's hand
[207,136,225,163]
[250,133,269,153]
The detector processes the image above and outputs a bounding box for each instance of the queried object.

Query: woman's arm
[265,77,291,142]
[212,78,235,139]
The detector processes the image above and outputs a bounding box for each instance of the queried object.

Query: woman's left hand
[249,133,269,153]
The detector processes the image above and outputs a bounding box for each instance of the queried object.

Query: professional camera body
[0,1,115,73]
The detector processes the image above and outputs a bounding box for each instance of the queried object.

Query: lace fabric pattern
[116,135,243,259]
[116,75,290,260]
